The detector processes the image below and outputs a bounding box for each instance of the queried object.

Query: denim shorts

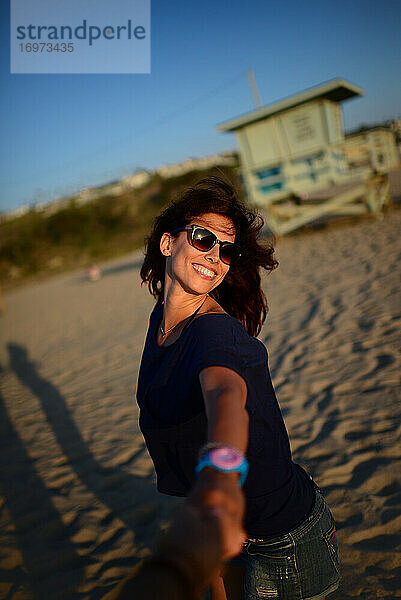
[229,490,340,600]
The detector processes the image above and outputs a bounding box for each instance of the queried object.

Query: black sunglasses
[170,225,242,266]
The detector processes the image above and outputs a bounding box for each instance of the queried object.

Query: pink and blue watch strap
[195,446,249,487]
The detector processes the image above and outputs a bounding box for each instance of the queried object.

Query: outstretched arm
[108,366,248,600]
[188,366,249,558]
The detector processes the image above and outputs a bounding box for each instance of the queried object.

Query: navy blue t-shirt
[136,302,315,537]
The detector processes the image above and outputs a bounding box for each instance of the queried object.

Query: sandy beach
[1,208,400,599]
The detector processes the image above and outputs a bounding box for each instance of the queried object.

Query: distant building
[389,118,401,141]
[1,204,30,221]
[344,127,400,177]
[3,152,239,221]
[156,153,237,179]
[122,170,151,189]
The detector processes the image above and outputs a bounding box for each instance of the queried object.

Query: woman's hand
[109,497,239,600]
[187,468,247,560]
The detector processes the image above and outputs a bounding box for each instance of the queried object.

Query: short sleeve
[191,314,265,395]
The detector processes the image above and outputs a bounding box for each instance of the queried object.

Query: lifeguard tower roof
[217,78,363,132]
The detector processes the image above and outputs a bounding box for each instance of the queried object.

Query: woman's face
[160,212,236,296]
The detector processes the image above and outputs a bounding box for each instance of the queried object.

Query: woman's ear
[160,233,172,257]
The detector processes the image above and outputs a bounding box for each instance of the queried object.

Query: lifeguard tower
[217,78,391,235]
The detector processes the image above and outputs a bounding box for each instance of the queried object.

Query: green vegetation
[0,164,241,289]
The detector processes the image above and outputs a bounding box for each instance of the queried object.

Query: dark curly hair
[140,176,278,337]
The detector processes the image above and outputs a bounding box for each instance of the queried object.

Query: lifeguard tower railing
[217,79,394,235]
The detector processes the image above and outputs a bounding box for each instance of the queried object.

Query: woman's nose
[205,245,219,263]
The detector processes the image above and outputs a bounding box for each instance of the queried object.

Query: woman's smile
[192,263,217,280]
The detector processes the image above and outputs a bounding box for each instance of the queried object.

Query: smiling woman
[140,177,276,337]
[136,176,340,600]
[157,212,236,336]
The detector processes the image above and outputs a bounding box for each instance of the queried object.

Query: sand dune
[1,209,400,599]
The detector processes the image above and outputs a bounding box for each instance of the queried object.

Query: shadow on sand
[2,344,173,599]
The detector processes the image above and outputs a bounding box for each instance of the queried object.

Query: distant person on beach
[136,176,340,599]
[87,264,102,281]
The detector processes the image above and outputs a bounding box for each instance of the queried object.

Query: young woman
[136,176,340,600]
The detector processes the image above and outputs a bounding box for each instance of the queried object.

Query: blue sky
[1,0,400,212]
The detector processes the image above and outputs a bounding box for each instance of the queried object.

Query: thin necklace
[160,294,209,339]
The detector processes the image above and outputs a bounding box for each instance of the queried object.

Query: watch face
[209,447,243,469]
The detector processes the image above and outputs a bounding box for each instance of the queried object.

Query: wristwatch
[195,446,249,487]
